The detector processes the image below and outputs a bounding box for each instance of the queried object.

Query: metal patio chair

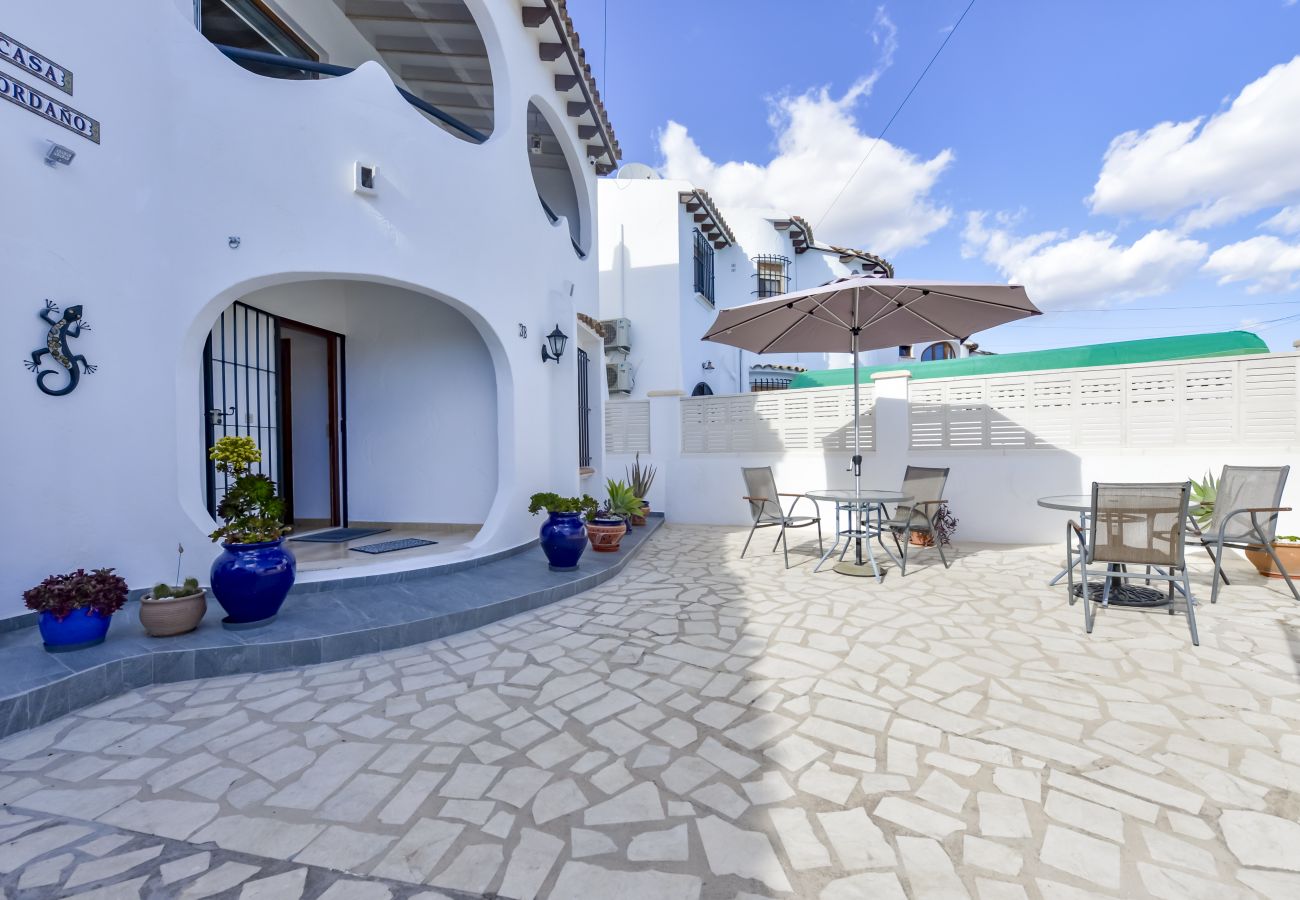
[1193,465,1299,605]
[883,466,952,575]
[740,467,823,569]
[1067,481,1199,645]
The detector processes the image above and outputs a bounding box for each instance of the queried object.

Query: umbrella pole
[852,326,863,566]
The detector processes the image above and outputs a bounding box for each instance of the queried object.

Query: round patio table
[1038,493,1200,607]
[806,489,912,582]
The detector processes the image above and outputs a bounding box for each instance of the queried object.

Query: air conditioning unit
[601,317,631,351]
[606,361,634,394]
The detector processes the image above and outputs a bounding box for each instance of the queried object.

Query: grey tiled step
[0,516,663,741]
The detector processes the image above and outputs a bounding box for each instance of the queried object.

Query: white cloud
[1203,235,1300,292]
[1263,205,1300,235]
[656,9,954,257]
[962,212,1208,307]
[1087,55,1300,230]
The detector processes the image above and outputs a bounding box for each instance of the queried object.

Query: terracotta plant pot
[586,520,627,552]
[909,531,935,548]
[140,589,207,637]
[629,501,649,526]
[1244,542,1300,579]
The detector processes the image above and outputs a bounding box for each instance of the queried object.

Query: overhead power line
[814,0,978,230]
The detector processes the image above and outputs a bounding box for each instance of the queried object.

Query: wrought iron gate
[203,302,283,517]
[577,347,592,467]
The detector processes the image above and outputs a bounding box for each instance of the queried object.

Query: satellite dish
[617,162,660,180]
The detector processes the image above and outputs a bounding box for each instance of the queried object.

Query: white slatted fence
[605,400,651,454]
[680,385,874,454]
[908,353,1299,451]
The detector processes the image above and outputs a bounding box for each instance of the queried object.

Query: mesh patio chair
[740,467,823,569]
[1192,465,1299,604]
[1067,481,1199,645]
[883,466,952,575]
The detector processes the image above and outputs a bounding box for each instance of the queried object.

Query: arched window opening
[199,0,316,79]
[527,101,587,255]
[921,342,958,362]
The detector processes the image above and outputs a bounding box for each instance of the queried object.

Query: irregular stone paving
[0,808,478,899]
[1,524,1299,899]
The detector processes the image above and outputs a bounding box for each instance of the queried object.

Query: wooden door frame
[278,317,346,527]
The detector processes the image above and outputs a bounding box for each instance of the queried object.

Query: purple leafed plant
[23,568,129,620]
[932,504,959,546]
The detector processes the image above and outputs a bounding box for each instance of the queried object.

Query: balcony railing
[215,45,488,142]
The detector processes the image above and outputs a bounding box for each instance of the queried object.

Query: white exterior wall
[0,0,602,618]
[597,180,685,396]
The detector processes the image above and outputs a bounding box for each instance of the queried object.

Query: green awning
[786,331,1269,389]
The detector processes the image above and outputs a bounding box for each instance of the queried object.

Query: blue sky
[570,0,1300,352]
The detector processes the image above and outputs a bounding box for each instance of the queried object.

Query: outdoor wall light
[702,361,715,370]
[529,134,543,155]
[541,324,568,364]
[44,142,75,167]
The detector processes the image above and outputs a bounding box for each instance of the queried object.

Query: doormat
[292,527,390,543]
[350,538,438,554]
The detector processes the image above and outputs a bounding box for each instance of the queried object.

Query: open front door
[203,304,348,528]
[203,302,284,518]
[278,320,346,529]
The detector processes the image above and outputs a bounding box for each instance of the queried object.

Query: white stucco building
[597,174,902,399]
[1,0,620,618]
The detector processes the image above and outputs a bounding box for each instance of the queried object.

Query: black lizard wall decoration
[25,299,96,396]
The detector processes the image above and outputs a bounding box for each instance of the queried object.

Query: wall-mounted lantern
[541,324,568,364]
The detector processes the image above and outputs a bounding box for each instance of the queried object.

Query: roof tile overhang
[772,215,814,253]
[679,189,735,249]
[577,312,606,338]
[522,1,621,174]
[750,363,808,373]
[821,245,894,277]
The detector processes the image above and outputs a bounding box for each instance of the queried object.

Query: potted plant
[627,453,657,525]
[141,544,207,637]
[909,504,958,548]
[530,492,598,571]
[208,436,295,628]
[589,480,642,551]
[1245,535,1300,580]
[1190,471,1217,528]
[24,568,128,652]
[610,479,645,530]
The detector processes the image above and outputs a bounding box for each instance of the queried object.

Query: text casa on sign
[0,27,99,143]
[0,30,72,94]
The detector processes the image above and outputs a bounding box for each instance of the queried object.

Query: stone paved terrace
[1,524,1299,899]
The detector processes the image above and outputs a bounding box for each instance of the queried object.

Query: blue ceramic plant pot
[540,511,588,571]
[38,607,112,652]
[210,539,296,629]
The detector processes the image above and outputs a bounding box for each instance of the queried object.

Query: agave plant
[604,479,643,520]
[1190,470,1217,528]
[626,453,657,502]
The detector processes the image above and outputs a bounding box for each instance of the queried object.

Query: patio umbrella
[703,276,1041,573]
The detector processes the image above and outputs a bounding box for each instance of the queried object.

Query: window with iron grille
[753,255,790,298]
[577,348,592,467]
[693,229,715,304]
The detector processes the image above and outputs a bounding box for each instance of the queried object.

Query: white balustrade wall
[909,354,1299,451]
[679,385,875,454]
[605,354,1300,544]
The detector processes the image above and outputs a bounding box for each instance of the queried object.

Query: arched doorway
[200,279,498,568]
